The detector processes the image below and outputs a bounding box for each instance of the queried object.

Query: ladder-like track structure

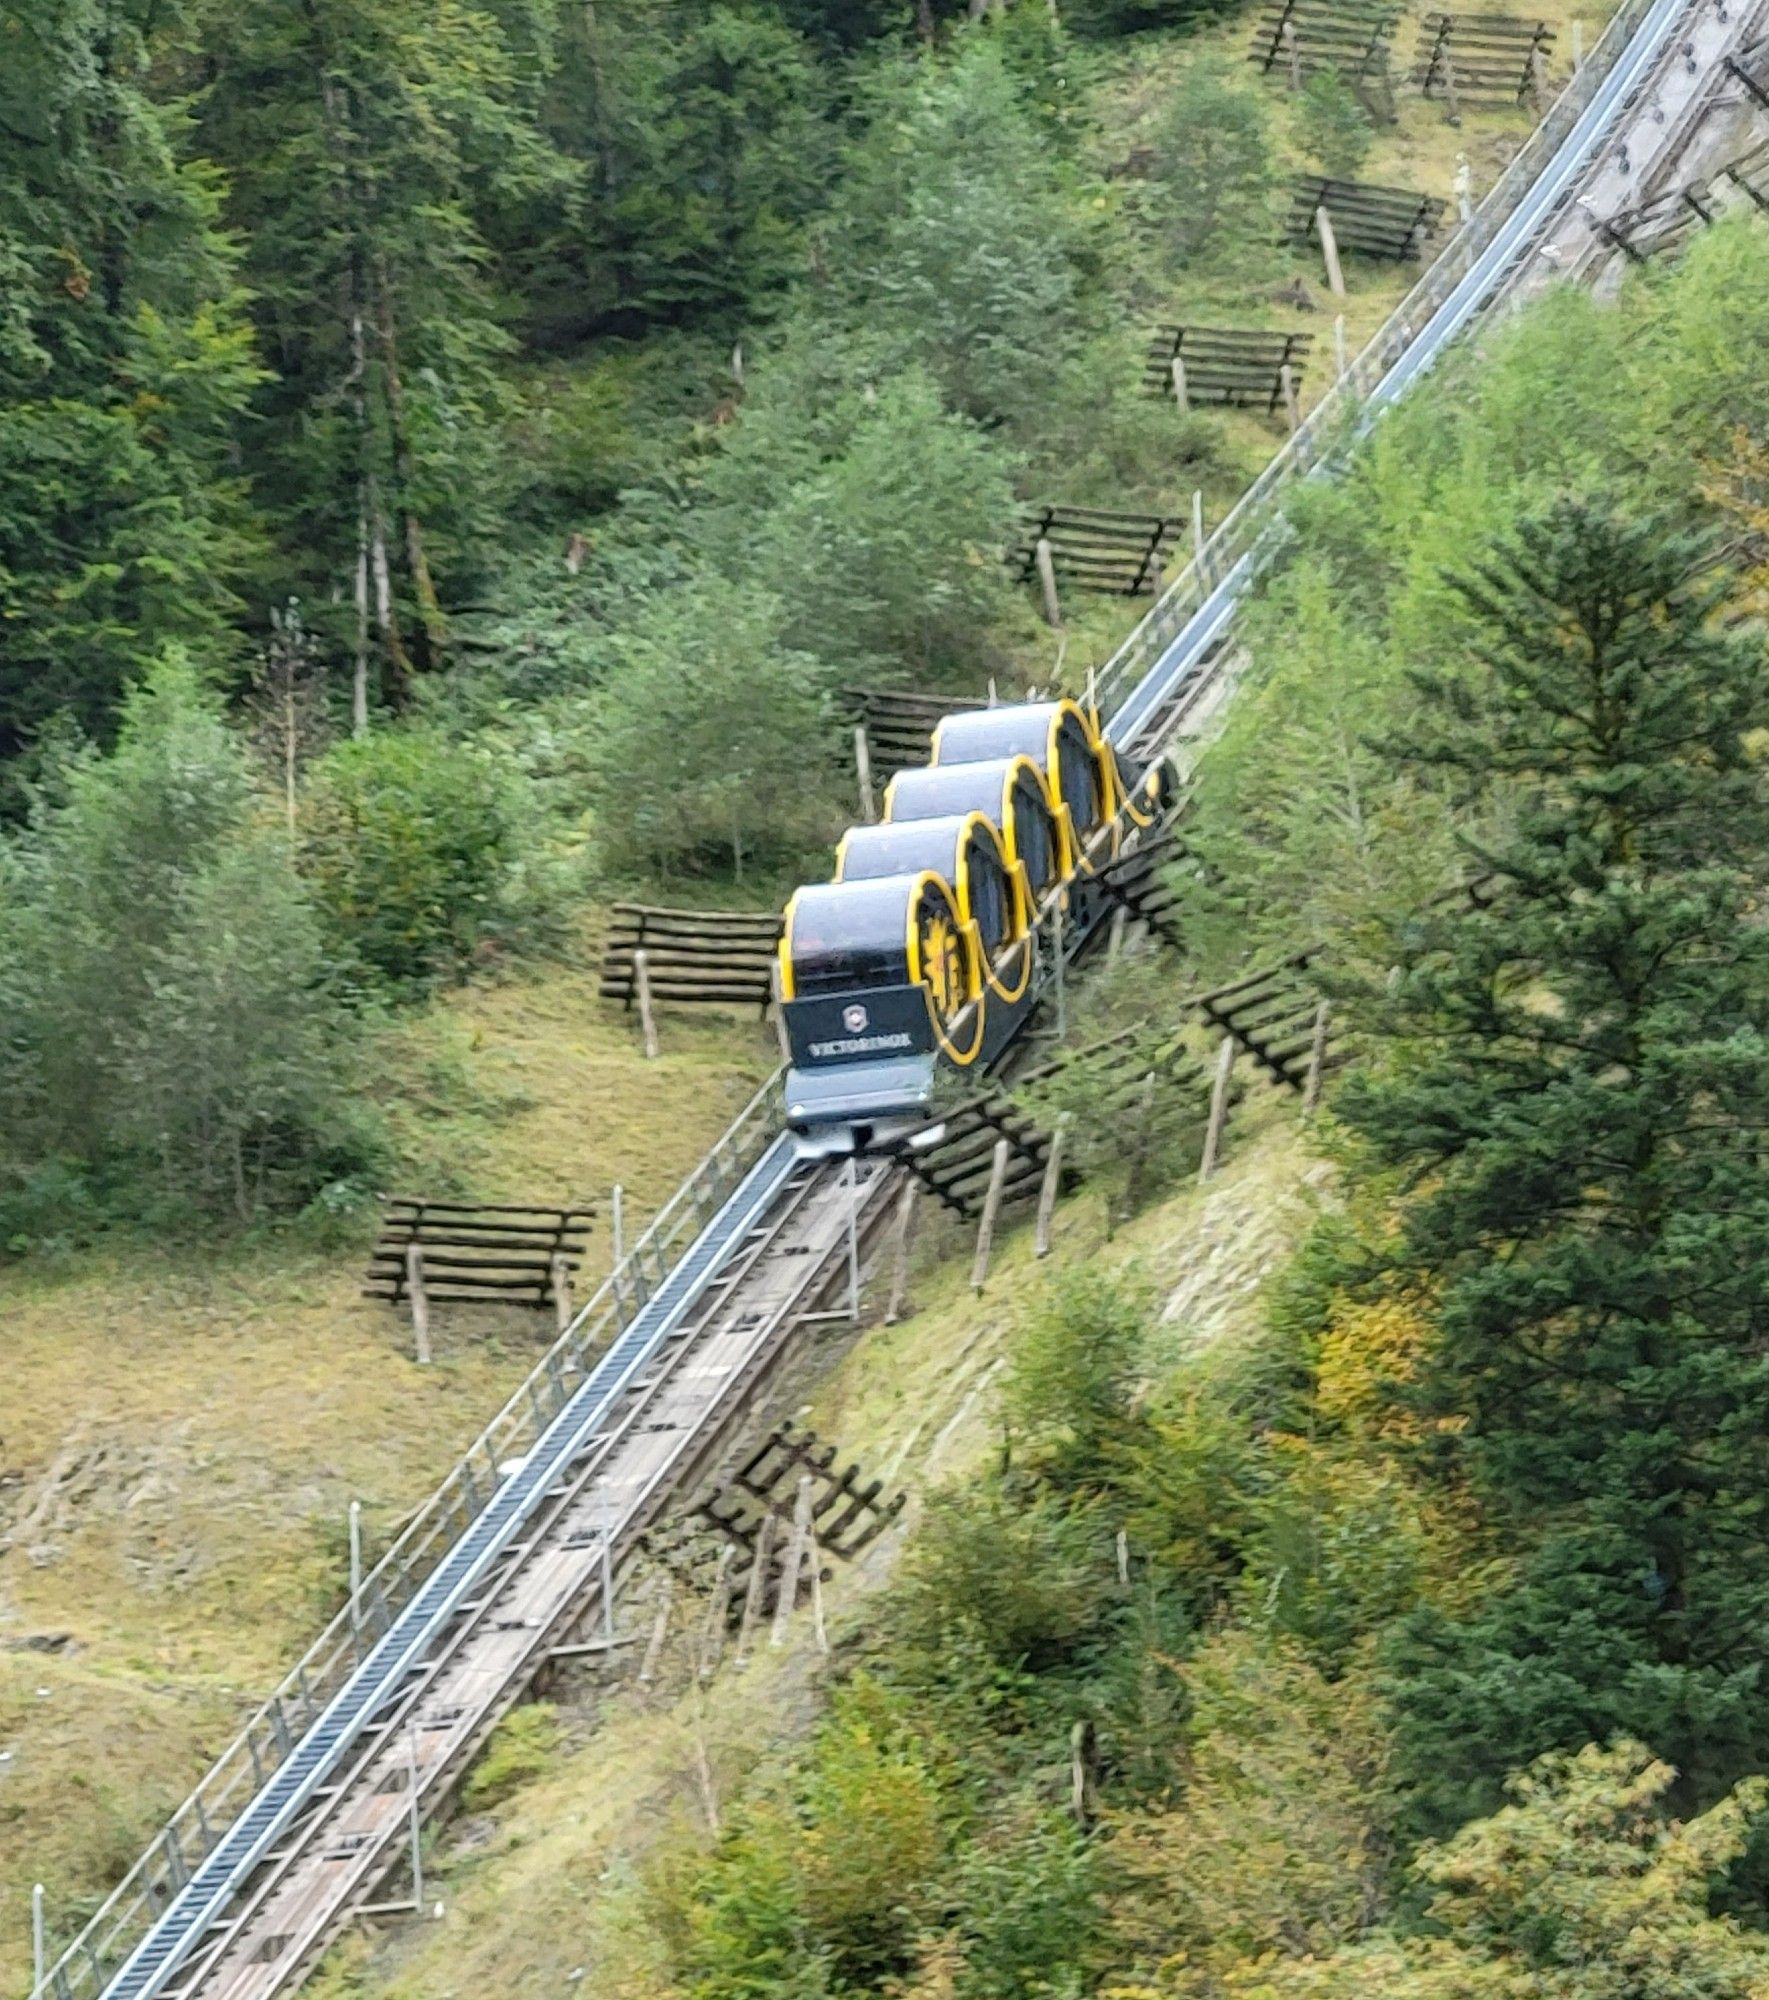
[32,0,1762,1992]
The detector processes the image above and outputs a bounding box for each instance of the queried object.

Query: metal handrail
[1092,0,1662,730]
[32,1067,785,2000]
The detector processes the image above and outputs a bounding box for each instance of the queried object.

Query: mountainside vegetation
[7,1,1769,1998]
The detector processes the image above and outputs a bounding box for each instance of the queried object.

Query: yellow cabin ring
[903,870,985,1066]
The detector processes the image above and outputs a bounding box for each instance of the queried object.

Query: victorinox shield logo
[842,1003,870,1034]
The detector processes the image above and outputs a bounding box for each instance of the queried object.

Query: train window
[966,844,1010,953]
[1011,777,1057,893]
[1056,718,1103,832]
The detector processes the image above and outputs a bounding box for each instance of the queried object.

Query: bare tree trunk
[352,498,370,738]
[284,679,299,834]
[374,259,445,673]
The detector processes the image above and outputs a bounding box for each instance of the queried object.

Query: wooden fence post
[1455,151,1474,225]
[735,1512,775,1665]
[884,1177,919,1324]
[854,724,877,824]
[1302,1000,1332,1115]
[1281,15,1302,89]
[406,1242,432,1365]
[1191,489,1206,567]
[633,948,660,1060]
[699,1544,737,1681]
[1035,536,1063,630]
[1107,905,1129,962]
[1122,1070,1160,1218]
[1034,1114,1070,1259]
[971,1138,1011,1294]
[771,1477,816,1648]
[1572,17,1584,67]
[807,1526,829,1656]
[1199,1035,1236,1184]
[1170,355,1189,411]
[1279,361,1301,431]
[550,1253,574,1333]
[1315,204,1346,297]
[639,1579,675,1685]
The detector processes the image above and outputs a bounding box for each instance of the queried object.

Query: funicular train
[776,697,1166,1150]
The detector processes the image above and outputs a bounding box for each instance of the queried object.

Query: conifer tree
[1335,500,1769,1823]
[188,0,563,725]
[0,0,261,764]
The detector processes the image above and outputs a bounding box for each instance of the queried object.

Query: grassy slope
[0,930,772,1984]
[304,1088,1325,2000]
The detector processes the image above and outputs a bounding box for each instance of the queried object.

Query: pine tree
[1333,500,1769,1822]
[187,0,563,725]
[516,0,831,343]
[0,0,262,765]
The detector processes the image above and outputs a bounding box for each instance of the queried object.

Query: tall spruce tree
[188,0,563,727]
[1332,501,1769,1827]
[0,0,261,767]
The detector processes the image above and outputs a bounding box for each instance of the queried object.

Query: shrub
[302,726,565,992]
[1295,69,1375,182]
[0,655,375,1234]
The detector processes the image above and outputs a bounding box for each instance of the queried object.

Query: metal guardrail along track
[30,1,1733,1992]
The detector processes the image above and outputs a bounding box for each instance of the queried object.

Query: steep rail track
[30,2,1762,1993]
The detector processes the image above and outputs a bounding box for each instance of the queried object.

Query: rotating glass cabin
[775,698,1166,1142]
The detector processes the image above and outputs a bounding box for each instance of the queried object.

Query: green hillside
[4,1,1768,1998]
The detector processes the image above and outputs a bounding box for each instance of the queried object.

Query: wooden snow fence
[1414,13,1555,112]
[364,1200,594,1319]
[1095,820,1187,953]
[883,1026,1202,1222]
[1013,504,1180,598]
[883,1095,1057,1221]
[599,904,784,1052]
[1187,952,1341,1094]
[1144,325,1313,416]
[1249,0,1403,101]
[698,1422,905,1568]
[1286,176,1447,261]
[843,686,987,784]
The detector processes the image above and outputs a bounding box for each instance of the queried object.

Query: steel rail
[30,2,1718,1992]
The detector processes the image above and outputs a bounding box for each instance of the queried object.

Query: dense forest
[6,2,1769,1999]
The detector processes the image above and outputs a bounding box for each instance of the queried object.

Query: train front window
[789,881,914,997]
